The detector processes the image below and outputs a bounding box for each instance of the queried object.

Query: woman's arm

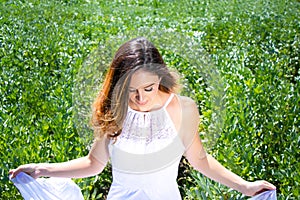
[181,97,276,196]
[9,136,110,179]
[185,136,276,196]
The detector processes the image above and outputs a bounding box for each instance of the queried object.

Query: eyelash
[129,87,153,93]
[144,87,153,92]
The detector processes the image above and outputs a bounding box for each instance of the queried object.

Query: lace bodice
[118,95,177,152]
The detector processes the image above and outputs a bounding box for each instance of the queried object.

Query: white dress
[107,93,186,200]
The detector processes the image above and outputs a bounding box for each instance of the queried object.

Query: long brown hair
[92,37,178,139]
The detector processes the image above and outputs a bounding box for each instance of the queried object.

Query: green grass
[1,0,299,199]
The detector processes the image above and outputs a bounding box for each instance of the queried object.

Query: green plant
[1,0,299,199]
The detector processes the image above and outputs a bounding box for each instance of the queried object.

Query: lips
[136,100,148,106]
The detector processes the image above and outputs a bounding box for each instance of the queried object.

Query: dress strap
[162,93,174,108]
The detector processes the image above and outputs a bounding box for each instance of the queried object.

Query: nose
[136,90,144,102]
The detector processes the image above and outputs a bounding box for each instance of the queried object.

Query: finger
[262,180,276,190]
[254,181,276,195]
[8,169,15,179]
[9,168,23,179]
[254,188,268,196]
[10,165,30,179]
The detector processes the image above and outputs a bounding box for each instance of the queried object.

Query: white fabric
[249,190,277,200]
[108,93,185,200]
[10,172,84,200]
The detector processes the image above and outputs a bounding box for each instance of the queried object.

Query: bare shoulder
[178,95,199,113]
[177,95,200,143]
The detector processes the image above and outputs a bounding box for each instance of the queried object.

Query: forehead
[129,70,159,88]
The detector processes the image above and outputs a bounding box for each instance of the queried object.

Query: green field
[1,0,299,199]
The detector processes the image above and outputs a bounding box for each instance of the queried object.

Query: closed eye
[144,87,153,92]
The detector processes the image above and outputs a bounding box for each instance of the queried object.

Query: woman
[10,37,276,199]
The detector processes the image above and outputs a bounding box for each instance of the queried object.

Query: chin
[137,106,149,112]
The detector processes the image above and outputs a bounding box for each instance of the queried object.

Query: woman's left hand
[241,180,276,196]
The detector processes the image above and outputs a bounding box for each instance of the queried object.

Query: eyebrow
[129,83,156,90]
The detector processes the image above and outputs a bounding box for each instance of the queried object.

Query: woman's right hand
[9,163,43,179]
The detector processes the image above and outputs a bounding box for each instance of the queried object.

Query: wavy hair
[92,37,178,139]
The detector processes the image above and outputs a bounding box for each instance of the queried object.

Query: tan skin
[10,69,276,197]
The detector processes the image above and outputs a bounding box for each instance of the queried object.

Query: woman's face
[128,69,161,112]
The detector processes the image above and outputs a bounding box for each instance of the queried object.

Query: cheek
[129,93,136,102]
[149,88,159,98]
[153,86,160,93]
